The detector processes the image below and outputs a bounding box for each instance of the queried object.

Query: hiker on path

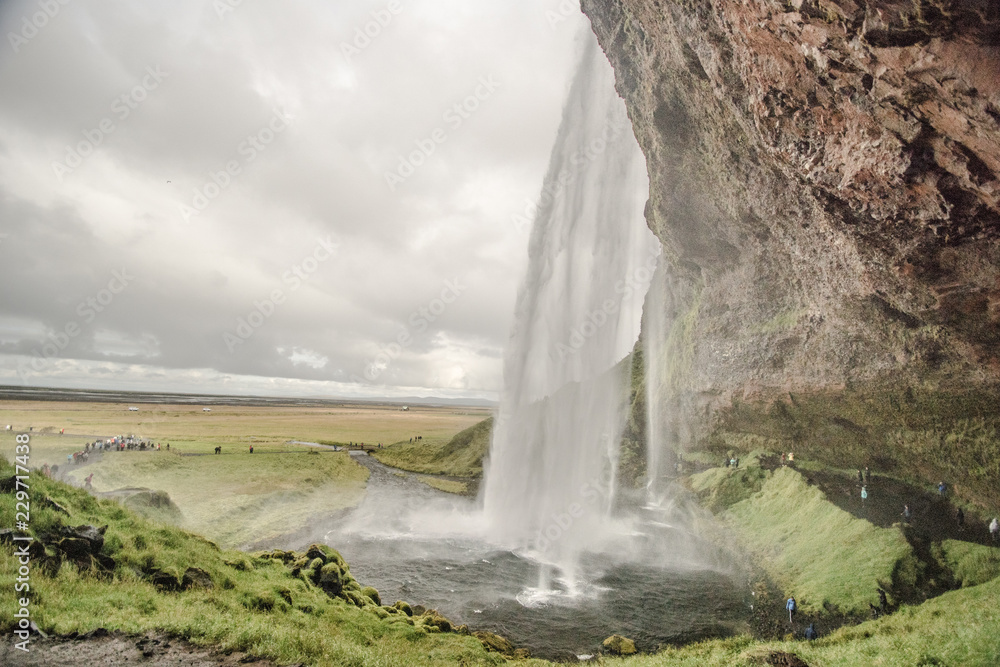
[990,518,999,542]
[804,623,818,640]
[864,466,871,483]
[957,507,965,531]
[938,481,947,497]
[857,469,864,484]
[902,504,912,521]
[249,444,254,454]
[786,597,796,623]
[84,473,94,490]
[861,486,868,503]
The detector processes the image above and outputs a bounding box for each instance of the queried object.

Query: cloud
[0,0,590,398]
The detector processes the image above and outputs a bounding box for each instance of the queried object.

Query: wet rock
[602,634,637,656]
[58,537,92,562]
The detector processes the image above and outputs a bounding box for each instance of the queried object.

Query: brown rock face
[582,0,1000,501]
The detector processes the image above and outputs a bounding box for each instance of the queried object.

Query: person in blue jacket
[786,596,796,622]
[804,623,818,640]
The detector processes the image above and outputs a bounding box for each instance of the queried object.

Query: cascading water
[643,264,671,505]
[321,28,749,660]
[482,33,660,588]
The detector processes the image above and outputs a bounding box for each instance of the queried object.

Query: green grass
[936,539,1000,588]
[372,417,492,477]
[0,459,507,666]
[687,454,768,512]
[597,576,1000,665]
[724,467,916,615]
[417,476,469,495]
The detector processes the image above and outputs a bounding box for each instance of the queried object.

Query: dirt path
[0,631,286,667]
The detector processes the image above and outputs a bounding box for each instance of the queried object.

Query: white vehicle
[203,408,212,412]
[128,406,138,412]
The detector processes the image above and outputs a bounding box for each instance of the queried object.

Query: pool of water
[321,455,748,661]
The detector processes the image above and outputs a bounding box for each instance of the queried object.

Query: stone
[181,567,214,590]
[602,634,637,656]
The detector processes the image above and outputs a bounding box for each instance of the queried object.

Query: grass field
[373,417,492,477]
[0,400,488,548]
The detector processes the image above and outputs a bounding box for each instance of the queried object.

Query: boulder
[318,563,343,596]
[149,569,181,592]
[602,634,637,656]
[360,586,381,606]
[393,601,413,617]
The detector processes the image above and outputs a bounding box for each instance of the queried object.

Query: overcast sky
[0,0,592,401]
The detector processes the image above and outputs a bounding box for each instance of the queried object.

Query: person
[864,466,871,484]
[902,504,912,521]
[781,453,786,466]
[857,469,864,484]
[804,623,818,640]
[990,518,999,542]
[957,507,965,531]
[861,486,868,503]
[786,596,796,622]
[938,481,946,496]
[788,452,794,463]
[249,444,254,454]
[85,473,94,490]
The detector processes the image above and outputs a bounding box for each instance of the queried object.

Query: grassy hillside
[372,417,492,478]
[724,466,916,615]
[0,459,515,666]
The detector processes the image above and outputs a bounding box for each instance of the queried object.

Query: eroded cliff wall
[583,0,1000,507]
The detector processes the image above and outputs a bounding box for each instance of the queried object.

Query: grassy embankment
[0,459,513,667]
[372,417,493,493]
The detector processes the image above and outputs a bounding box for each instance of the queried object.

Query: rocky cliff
[582,0,1000,508]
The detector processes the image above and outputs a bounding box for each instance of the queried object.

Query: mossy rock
[342,590,366,608]
[305,543,333,562]
[366,605,390,619]
[380,605,399,615]
[603,634,637,655]
[318,562,343,595]
[224,557,253,571]
[393,600,413,616]
[361,586,381,606]
[423,612,452,633]
[181,567,213,590]
[474,631,515,656]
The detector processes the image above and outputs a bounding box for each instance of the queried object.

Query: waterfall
[482,32,659,585]
[643,264,670,505]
